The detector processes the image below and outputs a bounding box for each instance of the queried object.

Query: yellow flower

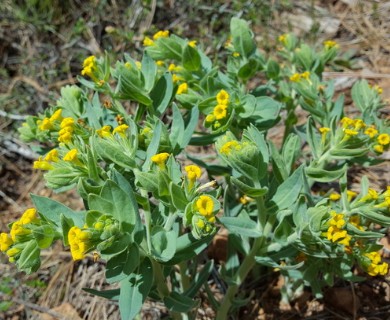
[44,149,59,162]
[216,90,229,105]
[373,85,383,95]
[0,233,13,252]
[367,262,388,276]
[344,129,358,137]
[353,119,366,130]
[364,127,378,138]
[33,157,54,170]
[153,30,169,40]
[135,61,142,69]
[338,234,351,246]
[196,219,205,229]
[168,64,182,72]
[213,104,228,120]
[58,132,72,144]
[347,190,357,202]
[319,127,330,134]
[113,124,129,136]
[375,197,390,209]
[239,195,253,205]
[377,133,390,146]
[205,114,216,123]
[6,247,21,258]
[340,117,354,128]
[20,208,37,225]
[177,83,188,95]
[68,226,82,245]
[60,117,75,129]
[232,52,240,57]
[172,74,183,83]
[124,62,131,69]
[151,153,170,169]
[301,71,310,80]
[81,55,97,78]
[10,221,31,241]
[349,215,361,228]
[185,165,201,181]
[188,40,197,48]
[143,36,154,46]
[278,34,288,44]
[196,195,214,217]
[63,149,79,162]
[289,73,301,82]
[156,60,164,66]
[59,126,74,135]
[50,109,63,122]
[96,125,112,138]
[360,188,378,202]
[329,211,346,229]
[70,241,90,261]
[323,40,339,50]
[329,192,341,201]
[373,144,384,153]
[38,118,53,131]
[220,140,241,155]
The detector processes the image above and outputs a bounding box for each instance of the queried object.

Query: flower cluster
[193,195,217,234]
[143,30,169,47]
[289,71,311,83]
[340,117,390,153]
[58,117,75,144]
[205,90,231,130]
[364,252,388,276]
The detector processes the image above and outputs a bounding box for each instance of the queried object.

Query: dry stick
[350,282,357,320]
[0,292,66,319]
[323,72,390,79]
[0,110,27,121]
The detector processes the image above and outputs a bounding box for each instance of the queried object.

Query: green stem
[152,259,170,298]
[164,212,178,231]
[140,189,152,254]
[216,198,275,319]
[179,261,191,292]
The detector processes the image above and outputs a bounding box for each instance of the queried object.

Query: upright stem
[216,196,275,319]
[140,189,152,254]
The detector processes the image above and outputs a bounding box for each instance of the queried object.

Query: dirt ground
[1,1,390,319]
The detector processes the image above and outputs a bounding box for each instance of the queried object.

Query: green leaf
[31,194,84,228]
[17,240,40,273]
[143,121,162,171]
[99,180,140,230]
[83,288,120,300]
[282,134,301,175]
[238,58,259,80]
[167,233,213,265]
[330,147,369,159]
[32,225,55,249]
[230,177,268,197]
[305,164,347,183]
[181,107,199,148]
[218,216,261,238]
[266,59,280,79]
[106,246,140,284]
[306,117,321,160]
[184,260,214,298]
[269,165,303,211]
[230,17,256,58]
[170,182,188,211]
[164,292,198,313]
[150,73,174,115]
[119,258,153,320]
[151,226,176,262]
[141,53,157,92]
[360,210,390,226]
[182,44,201,71]
[169,103,185,151]
[351,80,375,112]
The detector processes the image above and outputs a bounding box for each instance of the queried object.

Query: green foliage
[2,16,390,320]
